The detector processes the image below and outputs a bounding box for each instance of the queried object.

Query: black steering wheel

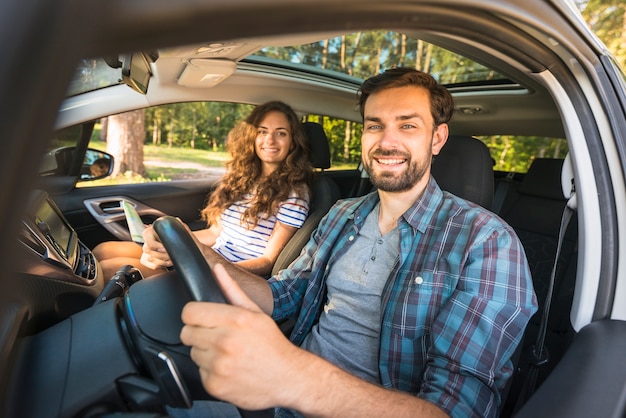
[152,216,273,418]
[152,216,226,303]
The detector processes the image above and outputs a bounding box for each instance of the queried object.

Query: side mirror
[82,149,114,180]
[40,147,114,181]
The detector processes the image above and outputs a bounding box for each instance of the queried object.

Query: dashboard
[15,190,103,333]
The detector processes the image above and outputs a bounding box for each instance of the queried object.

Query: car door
[41,119,223,251]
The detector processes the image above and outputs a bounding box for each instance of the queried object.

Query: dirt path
[144,160,226,179]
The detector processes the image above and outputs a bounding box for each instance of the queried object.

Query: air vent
[75,242,97,281]
[18,223,46,257]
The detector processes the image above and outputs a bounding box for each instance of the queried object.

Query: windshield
[66,58,122,97]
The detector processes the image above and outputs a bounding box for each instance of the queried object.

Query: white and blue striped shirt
[212,192,309,262]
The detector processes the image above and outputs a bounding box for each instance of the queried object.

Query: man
[149,68,537,417]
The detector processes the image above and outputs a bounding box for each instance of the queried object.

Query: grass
[89,139,230,167]
[143,144,230,167]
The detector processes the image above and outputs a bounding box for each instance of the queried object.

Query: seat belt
[513,193,577,412]
[492,172,515,214]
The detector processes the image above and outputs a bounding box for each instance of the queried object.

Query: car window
[50,107,566,188]
[54,102,362,188]
[303,115,363,170]
[476,135,569,173]
[76,102,254,186]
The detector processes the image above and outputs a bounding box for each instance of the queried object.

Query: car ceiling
[57,15,566,139]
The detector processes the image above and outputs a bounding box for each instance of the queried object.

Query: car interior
[11,120,576,418]
[3,1,626,417]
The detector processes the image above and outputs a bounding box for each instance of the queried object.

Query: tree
[106,109,146,177]
[577,0,626,69]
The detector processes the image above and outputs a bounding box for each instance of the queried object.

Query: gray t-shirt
[301,203,399,382]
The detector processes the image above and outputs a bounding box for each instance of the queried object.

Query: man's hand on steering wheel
[180,264,305,412]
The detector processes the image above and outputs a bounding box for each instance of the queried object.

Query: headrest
[431,135,494,209]
[518,158,565,200]
[302,122,331,170]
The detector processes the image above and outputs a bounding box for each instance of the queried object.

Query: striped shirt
[212,192,309,262]
[269,177,537,418]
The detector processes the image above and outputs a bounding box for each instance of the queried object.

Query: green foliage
[577,0,626,70]
[145,102,254,150]
[256,30,506,84]
[304,115,363,167]
[476,135,569,172]
[78,170,172,188]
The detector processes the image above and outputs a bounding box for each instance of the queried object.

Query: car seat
[354,134,495,208]
[271,122,341,276]
[431,135,495,209]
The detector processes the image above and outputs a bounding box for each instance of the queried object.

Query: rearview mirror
[121,51,158,95]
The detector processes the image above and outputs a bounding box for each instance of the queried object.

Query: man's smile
[374,157,407,166]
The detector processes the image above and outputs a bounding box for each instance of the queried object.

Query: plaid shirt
[269,177,537,417]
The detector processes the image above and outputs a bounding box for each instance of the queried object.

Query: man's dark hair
[357,67,455,127]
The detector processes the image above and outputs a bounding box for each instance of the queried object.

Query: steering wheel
[152,216,226,303]
[152,216,273,418]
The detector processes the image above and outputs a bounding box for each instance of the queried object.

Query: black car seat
[271,122,341,276]
[354,134,495,207]
[431,135,495,209]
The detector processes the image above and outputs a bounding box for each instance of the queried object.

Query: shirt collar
[402,177,443,233]
[353,176,443,234]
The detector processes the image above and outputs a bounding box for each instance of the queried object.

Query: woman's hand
[139,223,172,270]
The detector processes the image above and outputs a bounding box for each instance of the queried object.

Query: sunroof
[252,30,510,86]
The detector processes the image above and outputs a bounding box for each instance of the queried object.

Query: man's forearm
[283,349,449,418]
[201,246,274,314]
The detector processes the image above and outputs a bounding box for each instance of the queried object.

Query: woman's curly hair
[201,101,314,228]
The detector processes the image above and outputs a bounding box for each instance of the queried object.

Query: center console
[15,190,102,334]
[18,190,98,284]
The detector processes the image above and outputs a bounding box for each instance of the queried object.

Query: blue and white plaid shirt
[269,177,537,417]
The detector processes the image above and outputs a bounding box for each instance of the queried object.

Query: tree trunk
[152,117,161,145]
[343,120,351,162]
[99,117,108,141]
[167,120,174,148]
[340,35,346,72]
[107,109,146,177]
[190,110,196,149]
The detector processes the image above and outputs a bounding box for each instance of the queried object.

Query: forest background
[90,0,626,182]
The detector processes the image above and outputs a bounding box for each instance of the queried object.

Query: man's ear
[431,123,448,156]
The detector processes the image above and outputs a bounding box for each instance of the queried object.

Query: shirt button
[415,276,424,285]
[348,235,355,241]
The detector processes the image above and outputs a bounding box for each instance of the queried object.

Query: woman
[93,101,314,279]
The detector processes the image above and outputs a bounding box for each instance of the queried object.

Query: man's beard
[364,149,430,192]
